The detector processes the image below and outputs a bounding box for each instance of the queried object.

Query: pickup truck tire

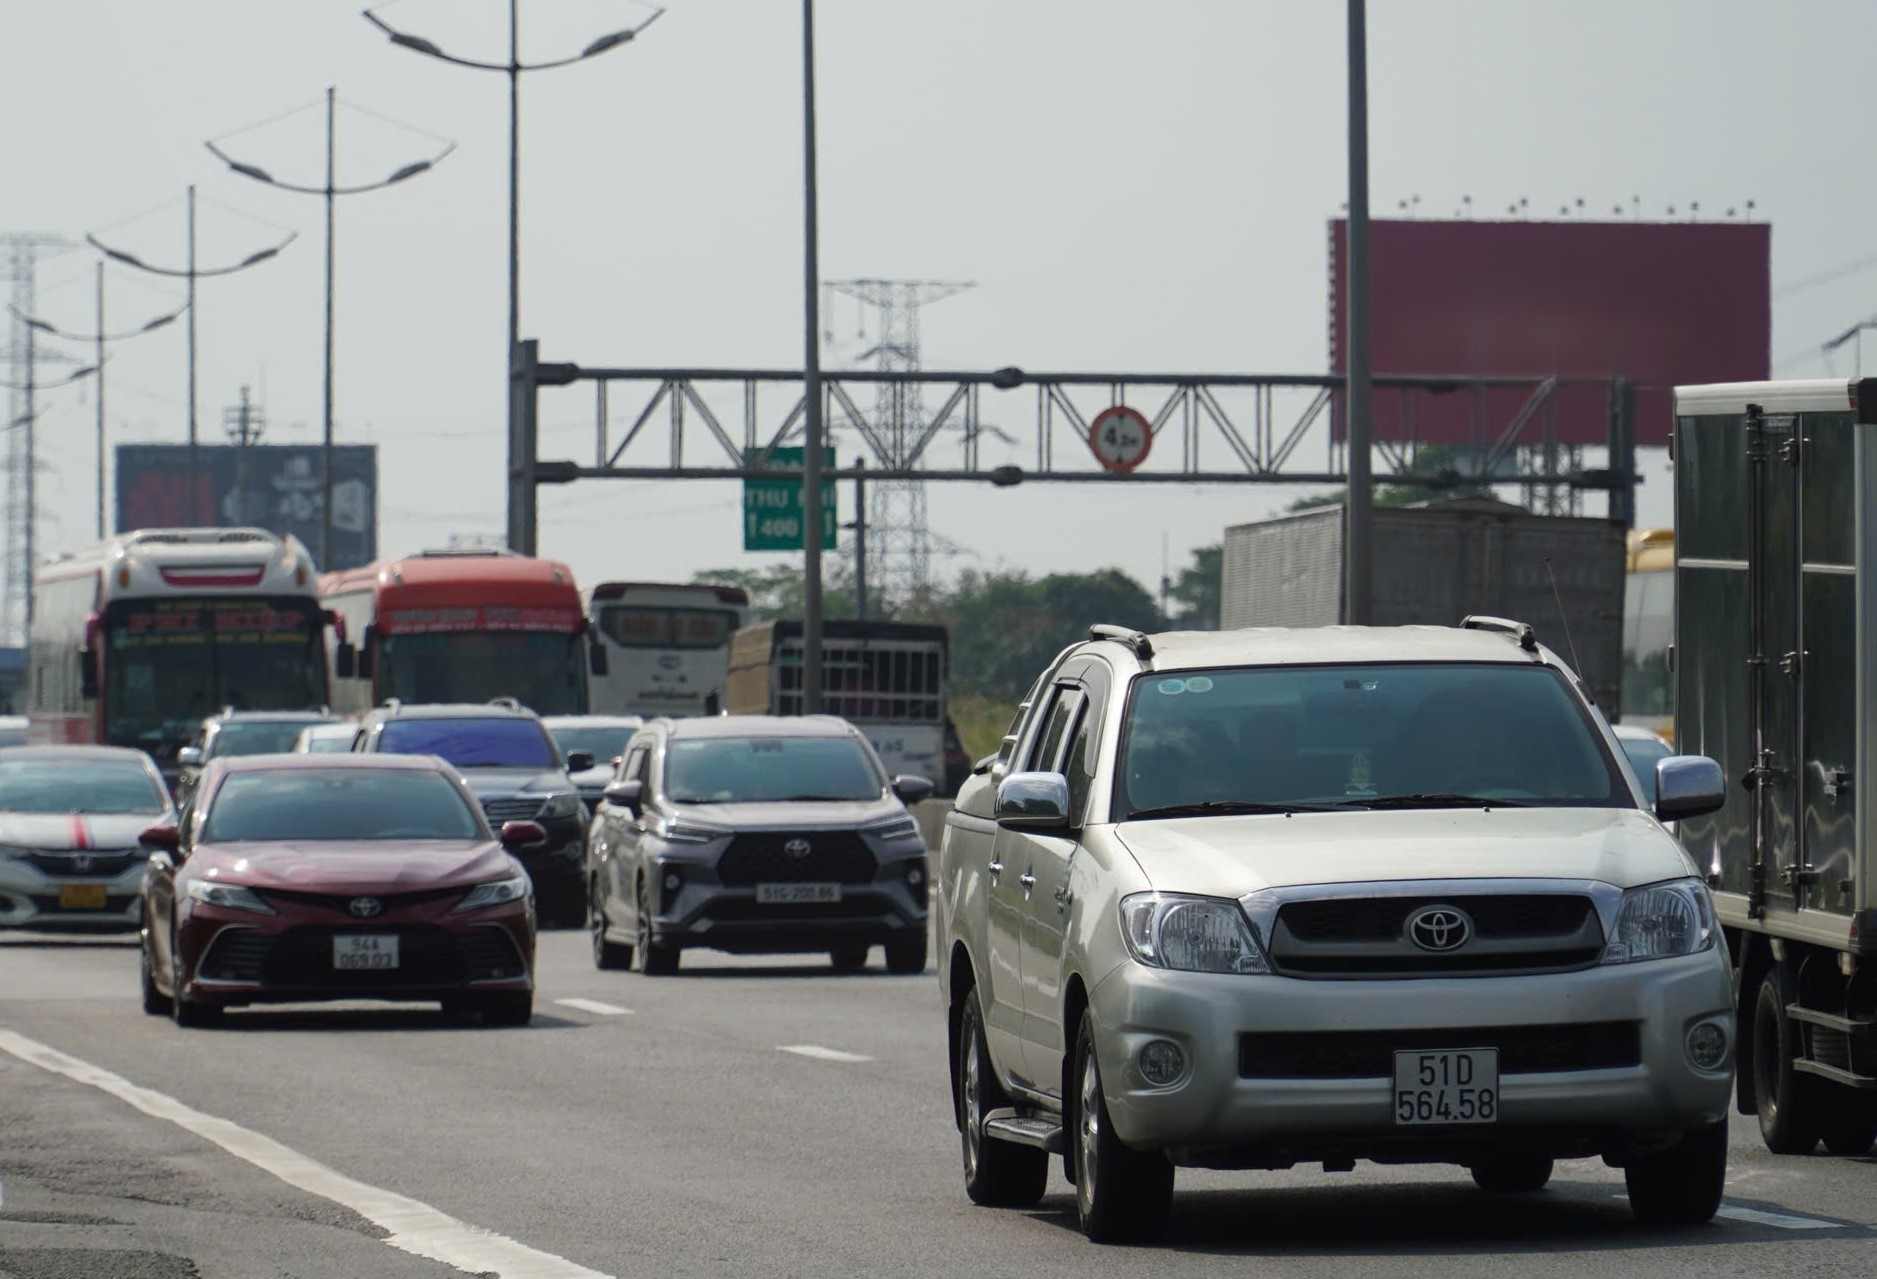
[957,989,1048,1207]
[885,933,928,975]
[592,881,633,970]
[1469,1154,1554,1193]
[1624,1118,1727,1225]
[1073,1017,1174,1243]
[1752,977,1821,1154]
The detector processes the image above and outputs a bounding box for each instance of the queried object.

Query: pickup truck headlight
[185,879,274,915]
[539,792,582,821]
[1119,892,1270,975]
[1601,878,1716,964]
[453,875,531,913]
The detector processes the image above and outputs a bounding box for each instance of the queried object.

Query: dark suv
[176,708,343,802]
[586,714,932,975]
[354,700,592,927]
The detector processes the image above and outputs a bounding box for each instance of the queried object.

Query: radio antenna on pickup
[1544,557,1590,703]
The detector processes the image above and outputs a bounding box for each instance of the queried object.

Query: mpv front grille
[717,831,877,886]
[481,796,545,823]
[1269,893,1604,978]
[1238,1021,1642,1079]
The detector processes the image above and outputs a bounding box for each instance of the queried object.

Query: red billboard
[1328,219,1770,447]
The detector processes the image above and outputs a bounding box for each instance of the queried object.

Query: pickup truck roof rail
[1459,614,1539,654]
[1088,624,1154,659]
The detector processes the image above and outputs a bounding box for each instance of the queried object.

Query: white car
[938,619,1734,1242]
[0,746,174,932]
[293,722,360,754]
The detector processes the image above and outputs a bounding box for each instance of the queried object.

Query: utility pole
[848,456,866,620]
[23,320,33,632]
[800,0,825,714]
[95,262,105,539]
[1343,0,1375,626]
[187,184,197,480]
[323,85,336,568]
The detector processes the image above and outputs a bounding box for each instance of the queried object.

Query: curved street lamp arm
[362,8,511,71]
[364,4,664,72]
[7,300,188,344]
[85,229,299,279]
[0,363,100,393]
[206,138,458,197]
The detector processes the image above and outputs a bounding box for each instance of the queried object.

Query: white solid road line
[778,1044,873,1063]
[1610,1194,1847,1231]
[553,998,634,1017]
[0,1029,614,1279]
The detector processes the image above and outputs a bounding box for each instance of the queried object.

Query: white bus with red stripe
[28,529,335,778]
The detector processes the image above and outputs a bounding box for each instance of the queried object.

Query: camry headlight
[1602,878,1716,964]
[1119,892,1270,975]
[185,879,274,915]
[539,792,582,820]
[453,875,531,913]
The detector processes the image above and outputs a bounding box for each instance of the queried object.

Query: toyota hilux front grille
[1268,893,1604,978]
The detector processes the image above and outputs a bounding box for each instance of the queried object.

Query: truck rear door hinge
[1779,649,1807,677]
[1780,863,1820,890]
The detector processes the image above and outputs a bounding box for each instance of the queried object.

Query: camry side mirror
[996,772,1071,831]
[1655,755,1726,822]
[500,820,548,851]
[892,774,935,806]
[140,823,181,852]
[566,751,595,773]
[603,778,644,814]
[177,746,203,769]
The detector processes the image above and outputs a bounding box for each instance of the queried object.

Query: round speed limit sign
[1088,405,1153,473]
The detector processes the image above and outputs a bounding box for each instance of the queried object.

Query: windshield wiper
[1125,800,1354,821]
[1345,793,1532,810]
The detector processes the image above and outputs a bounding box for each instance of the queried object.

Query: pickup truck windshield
[1116,663,1625,819]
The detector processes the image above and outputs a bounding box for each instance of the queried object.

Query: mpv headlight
[185,879,274,915]
[454,875,531,913]
[658,819,726,845]
[1601,878,1716,964]
[1119,893,1270,975]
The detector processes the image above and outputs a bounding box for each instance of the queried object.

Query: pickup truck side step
[982,1107,1066,1155]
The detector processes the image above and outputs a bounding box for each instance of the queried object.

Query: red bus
[321,549,605,717]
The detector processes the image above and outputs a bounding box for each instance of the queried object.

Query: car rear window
[378,718,558,769]
[211,720,330,758]
[0,758,167,815]
[202,769,482,842]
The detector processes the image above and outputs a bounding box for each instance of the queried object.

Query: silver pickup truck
[936,619,1736,1243]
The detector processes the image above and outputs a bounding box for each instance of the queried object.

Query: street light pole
[509,0,521,384]
[1344,0,1374,626]
[800,0,825,715]
[187,184,197,491]
[96,261,105,539]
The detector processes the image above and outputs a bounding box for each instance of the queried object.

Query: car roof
[541,715,643,728]
[1081,625,1553,673]
[215,752,445,774]
[367,702,538,721]
[210,710,339,723]
[661,714,857,740]
[299,723,357,735]
[0,744,157,764]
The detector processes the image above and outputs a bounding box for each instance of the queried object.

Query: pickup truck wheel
[1752,977,1821,1154]
[885,933,928,975]
[592,880,633,970]
[1821,1118,1877,1156]
[1469,1153,1554,1193]
[1072,1017,1174,1243]
[1625,1118,1727,1225]
[957,989,1047,1207]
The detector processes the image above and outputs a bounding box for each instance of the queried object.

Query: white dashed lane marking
[553,998,634,1017]
[1611,1195,1851,1231]
[778,1044,873,1063]
[0,1030,614,1278]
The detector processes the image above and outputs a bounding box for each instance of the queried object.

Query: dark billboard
[1328,219,1770,446]
[115,444,378,571]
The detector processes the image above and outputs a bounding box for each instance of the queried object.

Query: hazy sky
[8,1,1876,602]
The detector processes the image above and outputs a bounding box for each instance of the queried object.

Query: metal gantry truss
[509,341,1637,556]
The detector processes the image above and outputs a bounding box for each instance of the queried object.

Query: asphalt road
[2,928,1873,1279]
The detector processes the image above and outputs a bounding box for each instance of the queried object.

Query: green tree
[1165,544,1221,630]
[928,567,1161,700]
[1283,445,1500,513]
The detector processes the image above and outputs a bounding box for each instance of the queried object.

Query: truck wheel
[1822,1118,1877,1156]
[1625,1118,1728,1225]
[957,988,1047,1207]
[1072,1016,1174,1243]
[635,879,679,976]
[1469,1153,1554,1193]
[885,933,928,975]
[1752,977,1821,1154]
[591,880,633,970]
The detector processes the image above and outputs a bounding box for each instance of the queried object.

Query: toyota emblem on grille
[783,838,812,861]
[348,897,384,918]
[1406,905,1472,952]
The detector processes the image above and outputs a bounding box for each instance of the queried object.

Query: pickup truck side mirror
[996,771,1072,831]
[603,778,644,815]
[1655,755,1726,822]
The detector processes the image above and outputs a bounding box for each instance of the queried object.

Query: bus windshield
[379,631,588,715]
[103,598,326,750]
[1622,569,1673,722]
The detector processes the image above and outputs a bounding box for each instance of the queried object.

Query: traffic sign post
[744,446,836,550]
[1088,405,1153,473]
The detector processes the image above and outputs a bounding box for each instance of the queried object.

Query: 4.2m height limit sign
[742,446,837,551]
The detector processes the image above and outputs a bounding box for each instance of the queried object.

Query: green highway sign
[743,446,836,551]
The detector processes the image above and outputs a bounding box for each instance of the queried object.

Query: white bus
[586,581,750,717]
[29,528,336,779]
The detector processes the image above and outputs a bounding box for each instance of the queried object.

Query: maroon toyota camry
[139,753,543,1028]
